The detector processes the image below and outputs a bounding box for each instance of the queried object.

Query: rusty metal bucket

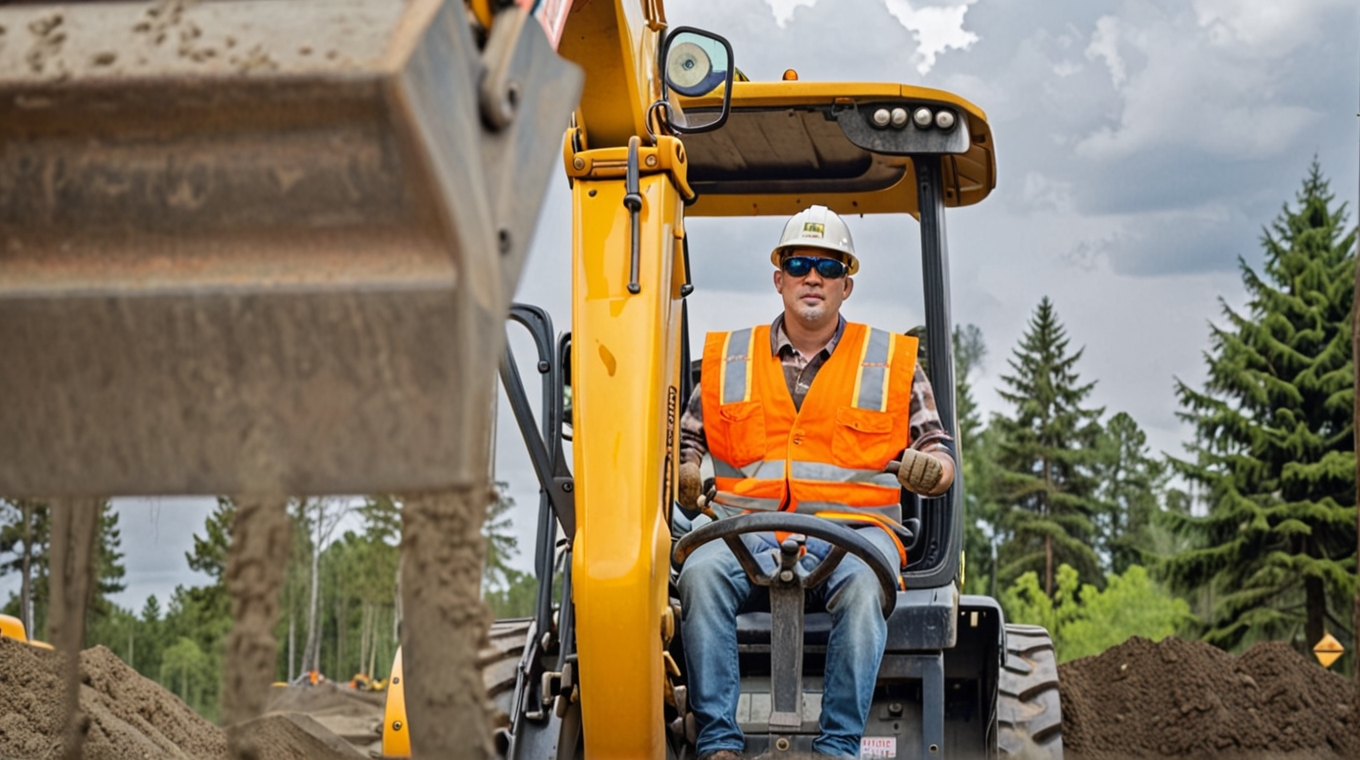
[0,0,581,497]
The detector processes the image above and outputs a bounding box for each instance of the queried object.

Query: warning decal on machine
[860,736,897,758]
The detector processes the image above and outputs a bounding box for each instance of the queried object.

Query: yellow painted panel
[381,647,411,758]
[559,0,660,149]
[571,169,684,759]
[0,614,28,642]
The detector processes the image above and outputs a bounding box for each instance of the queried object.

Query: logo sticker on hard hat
[801,222,825,238]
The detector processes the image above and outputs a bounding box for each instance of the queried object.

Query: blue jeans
[677,528,898,758]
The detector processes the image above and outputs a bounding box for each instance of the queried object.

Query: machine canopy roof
[678,81,995,218]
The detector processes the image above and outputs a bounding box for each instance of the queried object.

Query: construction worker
[676,205,956,760]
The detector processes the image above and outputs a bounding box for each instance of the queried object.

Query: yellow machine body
[381,1,997,757]
[0,614,28,643]
[382,647,412,758]
[559,19,994,760]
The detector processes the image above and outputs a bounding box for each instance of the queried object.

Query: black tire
[480,618,533,728]
[998,624,1063,759]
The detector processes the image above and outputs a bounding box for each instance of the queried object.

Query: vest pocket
[717,401,766,467]
[832,406,898,471]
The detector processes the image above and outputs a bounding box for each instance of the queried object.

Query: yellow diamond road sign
[1313,632,1344,668]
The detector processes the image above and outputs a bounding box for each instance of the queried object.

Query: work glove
[678,461,704,514]
[896,448,944,494]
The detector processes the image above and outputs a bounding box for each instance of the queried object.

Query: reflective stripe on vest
[853,328,896,412]
[702,322,917,520]
[720,327,756,405]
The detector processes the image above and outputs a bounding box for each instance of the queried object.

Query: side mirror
[660,27,735,133]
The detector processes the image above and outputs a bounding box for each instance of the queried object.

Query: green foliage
[1003,563,1195,662]
[1,500,125,644]
[1165,160,1358,652]
[991,297,1105,595]
[160,636,217,716]
[1093,412,1168,574]
[483,484,521,595]
[485,569,539,619]
[0,500,48,636]
[187,498,235,583]
[87,507,128,629]
[954,325,1001,597]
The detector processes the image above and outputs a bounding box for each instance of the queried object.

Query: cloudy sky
[6,0,1355,613]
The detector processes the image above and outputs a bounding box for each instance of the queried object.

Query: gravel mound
[265,683,384,753]
[0,637,227,760]
[232,713,367,760]
[1061,636,1360,759]
[0,637,366,760]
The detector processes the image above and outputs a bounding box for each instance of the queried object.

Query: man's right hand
[678,461,704,513]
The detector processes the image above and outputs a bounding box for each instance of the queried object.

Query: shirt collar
[770,313,846,358]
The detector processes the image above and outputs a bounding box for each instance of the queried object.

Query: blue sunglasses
[780,255,848,279]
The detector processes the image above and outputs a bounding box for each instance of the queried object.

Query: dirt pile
[0,637,366,760]
[0,637,228,760]
[232,713,367,760]
[265,683,384,754]
[1061,636,1360,759]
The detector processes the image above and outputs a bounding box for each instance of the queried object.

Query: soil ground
[0,637,374,760]
[264,682,385,757]
[1061,636,1360,759]
[7,630,1359,759]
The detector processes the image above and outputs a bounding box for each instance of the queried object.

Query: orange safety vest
[701,322,917,523]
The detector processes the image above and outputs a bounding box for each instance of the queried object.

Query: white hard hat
[770,205,859,275]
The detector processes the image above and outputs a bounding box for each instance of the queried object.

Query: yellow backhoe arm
[558,4,684,757]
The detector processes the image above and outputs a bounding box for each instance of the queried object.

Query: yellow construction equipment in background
[0,614,55,650]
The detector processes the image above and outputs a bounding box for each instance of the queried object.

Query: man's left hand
[895,447,953,495]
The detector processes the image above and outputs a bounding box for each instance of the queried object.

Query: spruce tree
[993,297,1105,595]
[1166,161,1358,651]
[954,324,999,596]
[1095,412,1167,575]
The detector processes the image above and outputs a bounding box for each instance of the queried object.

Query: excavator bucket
[0,0,582,497]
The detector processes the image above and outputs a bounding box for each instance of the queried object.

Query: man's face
[773,247,855,326]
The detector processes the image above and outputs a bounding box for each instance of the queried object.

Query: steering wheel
[673,512,899,618]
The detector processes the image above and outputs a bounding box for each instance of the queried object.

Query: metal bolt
[537,360,550,373]
[774,737,791,751]
[779,570,794,582]
[391,677,399,685]
[573,157,586,171]
[392,721,403,732]
[645,154,658,167]
[562,482,573,492]
[929,744,939,754]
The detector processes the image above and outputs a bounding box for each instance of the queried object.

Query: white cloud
[763,0,817,27]
[1020,171,1075,214]
[1193,0,1356,56]
[883,0,980,74]
[1084,15,1126,87]
[1070,1,1327,162]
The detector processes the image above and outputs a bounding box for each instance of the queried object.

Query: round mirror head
[667,42,712,95]
[664,32,729,98]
